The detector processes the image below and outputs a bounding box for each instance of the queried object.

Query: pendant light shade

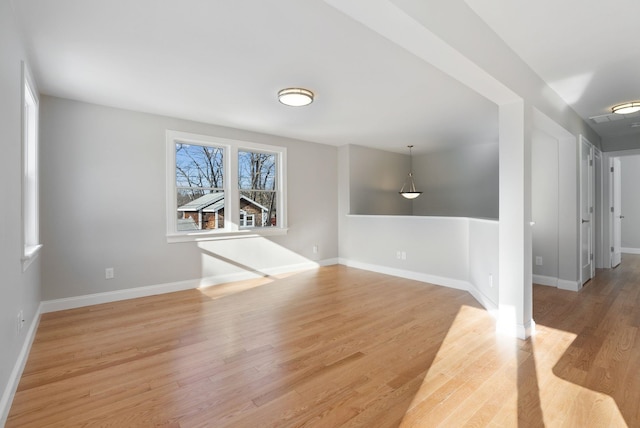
[399,145,422,199]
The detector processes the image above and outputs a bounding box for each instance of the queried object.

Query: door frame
[602,148,640,268]
[579,135,594,285]
[610,157,622,268]
[593,147,604,269]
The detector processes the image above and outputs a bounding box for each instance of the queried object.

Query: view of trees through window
[175,142,277,231]
[239,150,277,227]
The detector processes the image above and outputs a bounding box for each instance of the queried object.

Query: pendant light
[399,145,422,199]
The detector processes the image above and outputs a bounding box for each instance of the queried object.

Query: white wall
[0,0,42,423]
[340,215,498,310]
[532,130,559,282]
[413,142,498,219]
[620,155,640,250]
[39,96,339,301]
[338,145,498,311]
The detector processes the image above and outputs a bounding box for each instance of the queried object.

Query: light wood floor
[7,256,640,427]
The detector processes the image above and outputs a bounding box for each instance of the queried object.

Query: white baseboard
[557,279,581,291]
[41,259,338,313]
[467,286,498,313]
[0,303,42,426]
[338,258,470,291]
[622,247,640,255]
[337,258,500,313]
[496,314,536,340]
[532,275,581,291]
[532,274,558,287]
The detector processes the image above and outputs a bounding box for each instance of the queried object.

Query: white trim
[21,61,41,272]
[496,314,536,340]
[517,319,536,340]
[579,135,595,286]
[338,258,470,291]
[166,130,287,243]
[557,279,582,291]
[622,247,640,255]
[41,259,338,313]
[467,285,498,313]
[21,244,42,272]
[166,227,288,243]
[346,214,498,224]
[0,303,42,426]
[532,274,558,287]
[337,258,500,313]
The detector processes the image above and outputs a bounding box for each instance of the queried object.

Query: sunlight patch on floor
[399,304,520,427]
[397,305,628,427]
[196,270,307,301]
[532,324,627,427]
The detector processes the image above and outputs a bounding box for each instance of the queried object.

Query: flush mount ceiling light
[399,145,422,200]
[278,88,314,107]
[612,102,640,115]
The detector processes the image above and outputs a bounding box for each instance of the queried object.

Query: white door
[580,137,593,284]
[594,148,603,270]
[612,157,622,268]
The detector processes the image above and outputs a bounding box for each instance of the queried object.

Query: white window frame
[166,130,287,243]
[239,211,255,228]
[21,62,42,271]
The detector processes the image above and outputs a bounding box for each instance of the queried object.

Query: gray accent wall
[348,145,412,215]
[345,143,498,219]
[0,0,42,422]
[412,142,499,219]
[621,155,640,250]
[39,96,339,300]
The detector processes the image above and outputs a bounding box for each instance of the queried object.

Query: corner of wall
[0,303,42,426]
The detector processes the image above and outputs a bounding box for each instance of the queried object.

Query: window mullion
[227,145,239,232]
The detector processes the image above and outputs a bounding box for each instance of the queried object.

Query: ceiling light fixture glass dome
[278,88,314,107]
[612,102,640,115]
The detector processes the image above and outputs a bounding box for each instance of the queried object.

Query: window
[239,211,255,227]
[238,150,277,228]
[166,130,287,242]
[21,62,42,270]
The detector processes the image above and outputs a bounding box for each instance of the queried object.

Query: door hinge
[590,254,594,261]
[611,207,614,213]
[611,246,614,252]
[611,166,614,172]
[590,159,593,166]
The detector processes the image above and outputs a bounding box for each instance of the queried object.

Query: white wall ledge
[346,214,498,223]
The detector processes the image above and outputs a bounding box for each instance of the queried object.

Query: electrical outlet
[105,267,114,279]
[401,251,407,260]
[396,250,401,259]
[313,244,318,254]
[535,256,543,266]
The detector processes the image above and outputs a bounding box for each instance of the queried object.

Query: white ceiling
[467,0,640,143]
[13,0,498,155]
[13,0,640,153]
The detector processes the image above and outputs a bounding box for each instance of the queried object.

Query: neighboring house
[177,193,270,231]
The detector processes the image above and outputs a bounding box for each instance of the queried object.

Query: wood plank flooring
[7,256,640,427]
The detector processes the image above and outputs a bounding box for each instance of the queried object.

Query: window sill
[22,244,43,271]
[167,227,288,243]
